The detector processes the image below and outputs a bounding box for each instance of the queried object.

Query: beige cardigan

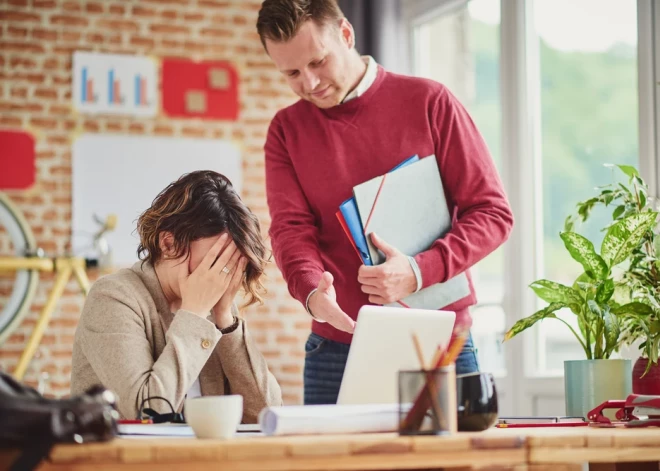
[70,262,282,422]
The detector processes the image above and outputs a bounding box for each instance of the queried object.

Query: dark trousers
[303,331,480,405]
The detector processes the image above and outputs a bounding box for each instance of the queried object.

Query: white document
[352,155,470,309]
[258,404,404,436]
[117,423,195,437]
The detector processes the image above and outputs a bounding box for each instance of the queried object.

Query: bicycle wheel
[0,192,39,345]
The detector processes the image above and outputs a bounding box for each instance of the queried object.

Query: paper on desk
[258,404,404,436]
[118,423,195,437]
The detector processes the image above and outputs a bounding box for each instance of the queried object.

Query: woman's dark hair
[136,170,267,307]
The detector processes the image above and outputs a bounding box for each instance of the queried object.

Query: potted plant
[504,186,657,416]
[564,164,660,393]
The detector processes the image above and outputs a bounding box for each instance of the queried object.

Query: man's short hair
[256,0,345,50]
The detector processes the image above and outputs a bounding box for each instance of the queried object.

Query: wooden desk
[26,432,527,471]
[516,426,660,471]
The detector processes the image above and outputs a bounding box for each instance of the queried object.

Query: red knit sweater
[265,66,514,344]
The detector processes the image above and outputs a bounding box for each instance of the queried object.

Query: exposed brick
[140,0,189,4]
[96,19,139,32]
[128,123,145,134]
[83,121,100,132]
[30,117,58,129]
[153,125,174,136]
[43,58,60,69]
[0,41,45,54]
[34,88,58,100]
[10,57,37,69]
[161,38,184,49]
[233,15,248,26]
[108,5,125,15]
[161,10,178,20]
[130,36,154,48]
[200,27,233,39]
[149,24,190,35]
[62,31,82,42]
[86,33,104,44]
[183,12,204,22]
[50,15,89,27]
[182,127,206,138]
[33,28,58,41]
[33,0,56,8]
[86,2,104,14]
[105,121,124,132]
[62,1,82,12]
[0,116,22,127]
[10,87,28,98]
[8,0,29,6]
[132,5,156,17]
[49,104,71,115]
[52,75,70,86]
[198,0,230,8]
[0,12,41,23]
[8,26,29,38]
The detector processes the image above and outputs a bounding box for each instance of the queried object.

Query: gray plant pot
[564,359,632,418]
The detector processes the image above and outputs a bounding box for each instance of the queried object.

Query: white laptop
[336,305,456,405]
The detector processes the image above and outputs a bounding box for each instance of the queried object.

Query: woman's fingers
[198,233,229,272]
[211,240,238,275]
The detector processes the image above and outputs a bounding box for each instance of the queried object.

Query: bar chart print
[73,52,157,116]
[81,67,97,104]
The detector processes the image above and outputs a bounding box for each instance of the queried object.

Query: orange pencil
[402,326,470,431]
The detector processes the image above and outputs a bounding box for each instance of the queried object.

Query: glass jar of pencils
[398,365,457,436]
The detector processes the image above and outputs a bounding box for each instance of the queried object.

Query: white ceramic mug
[185,395,243,439]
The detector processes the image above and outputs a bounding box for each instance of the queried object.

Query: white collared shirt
[342,55,378,103]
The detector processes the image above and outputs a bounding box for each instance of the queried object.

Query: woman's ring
[222,266,230,274]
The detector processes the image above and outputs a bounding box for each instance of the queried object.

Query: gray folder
[352,155,470,309]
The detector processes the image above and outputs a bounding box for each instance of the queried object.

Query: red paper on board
[162,58,239,121]
[0,129,35,190]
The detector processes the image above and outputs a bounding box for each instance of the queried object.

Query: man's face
[266,19,357,109]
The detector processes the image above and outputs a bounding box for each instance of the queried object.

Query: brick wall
[0,0,311,404]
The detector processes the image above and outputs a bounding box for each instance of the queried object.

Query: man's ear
[338,18,355,49]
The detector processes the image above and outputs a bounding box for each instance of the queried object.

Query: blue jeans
[303,332,480,405]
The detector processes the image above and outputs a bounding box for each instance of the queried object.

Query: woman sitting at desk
[71,170,282,422]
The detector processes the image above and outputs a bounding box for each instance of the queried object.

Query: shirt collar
[342,55,378,103]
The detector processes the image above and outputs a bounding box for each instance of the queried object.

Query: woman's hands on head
[178,233,244,319]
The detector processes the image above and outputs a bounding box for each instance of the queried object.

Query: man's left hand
[358,233,417,305]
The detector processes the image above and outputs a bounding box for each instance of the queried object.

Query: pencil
[410,333,446,432]
[402,326,470,430]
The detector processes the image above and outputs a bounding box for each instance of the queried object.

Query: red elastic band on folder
[360,173,410,309]
[363,173,387,232]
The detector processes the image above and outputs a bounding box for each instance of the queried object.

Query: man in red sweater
[257,0,514,405]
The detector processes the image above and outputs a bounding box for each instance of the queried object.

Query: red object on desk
[118,419,153,424]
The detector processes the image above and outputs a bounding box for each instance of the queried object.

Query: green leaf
[596,279,615,304]
[602,305,620,357]
[612,302,656,317]
[601,213,658,267]
[640,191,647,209]
[530,280,582,305]
[504,303,565,341]
[612,205,625,220]
[616,164,639,179]
[560,232,609,280]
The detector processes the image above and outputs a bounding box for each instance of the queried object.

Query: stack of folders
[336,154,470,310]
